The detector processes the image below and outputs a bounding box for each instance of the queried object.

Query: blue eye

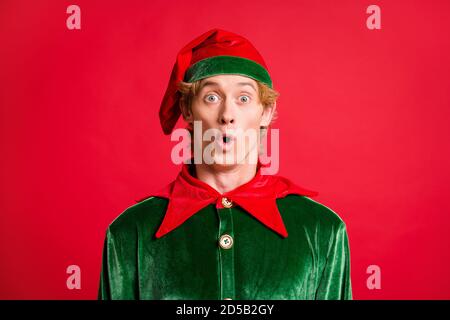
[239,95,250,103]
[205,94,219,103]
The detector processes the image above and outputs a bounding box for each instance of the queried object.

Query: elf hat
[159,28,273,135]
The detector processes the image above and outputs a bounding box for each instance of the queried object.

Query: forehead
[198,74,258,91]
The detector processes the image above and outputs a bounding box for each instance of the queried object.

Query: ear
[180,99,194,122]
[260,101,277,127]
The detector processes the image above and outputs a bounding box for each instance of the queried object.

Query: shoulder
[276,194,347,233]
[107,196,169,238]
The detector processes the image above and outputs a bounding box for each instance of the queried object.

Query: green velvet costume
[98,164,352,300]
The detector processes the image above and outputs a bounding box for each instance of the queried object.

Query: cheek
[191,103,217,130]
[241,106,264,129]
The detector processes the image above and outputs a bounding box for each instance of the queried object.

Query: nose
[219,100,235,125]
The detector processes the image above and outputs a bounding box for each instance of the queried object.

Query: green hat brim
[184,55,273,88]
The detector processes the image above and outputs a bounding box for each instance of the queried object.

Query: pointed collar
[144,161,319,239]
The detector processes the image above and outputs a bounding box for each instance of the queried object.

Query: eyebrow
[237,82,257,91]
[199,80,257,92]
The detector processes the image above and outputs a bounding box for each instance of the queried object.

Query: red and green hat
[159,28,273,135]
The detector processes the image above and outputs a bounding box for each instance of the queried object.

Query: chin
[210,150,258,167]
[209,152,239,166]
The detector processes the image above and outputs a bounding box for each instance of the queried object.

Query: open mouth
[215,133,235,151]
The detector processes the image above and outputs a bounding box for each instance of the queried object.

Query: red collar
[145,161,319,239]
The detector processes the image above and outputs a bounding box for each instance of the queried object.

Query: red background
[1,0,449,299]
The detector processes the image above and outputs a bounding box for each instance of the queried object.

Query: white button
[221,197,233,208]
[219,234,233,249]
[224,298,233,300]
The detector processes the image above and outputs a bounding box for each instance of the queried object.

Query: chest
[137,205,327,300]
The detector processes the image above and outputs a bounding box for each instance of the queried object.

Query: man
[98,28,352,300]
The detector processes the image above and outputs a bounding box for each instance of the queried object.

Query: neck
[194,162,258,195]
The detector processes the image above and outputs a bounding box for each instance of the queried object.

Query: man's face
[183,74,275,166]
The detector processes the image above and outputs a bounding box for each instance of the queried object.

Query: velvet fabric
[98,165,352,300]
[184,55,273,88]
